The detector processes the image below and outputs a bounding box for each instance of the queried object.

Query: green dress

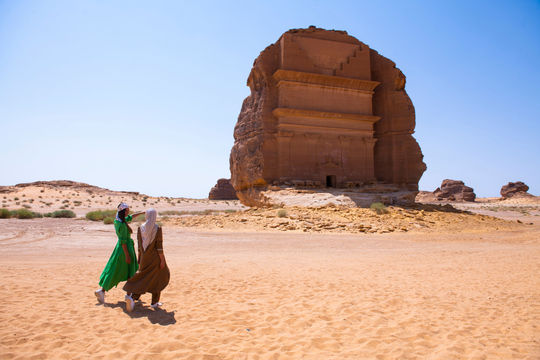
[98,215,139,291]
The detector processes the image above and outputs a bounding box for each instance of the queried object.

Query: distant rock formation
[500,181,530,198]
[415,191,438,203]
[229,27,425,207]
[0,180,139,195]
[433,179,476,202]
[208,179,238,200]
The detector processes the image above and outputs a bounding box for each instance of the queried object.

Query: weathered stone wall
[370,52,426,188]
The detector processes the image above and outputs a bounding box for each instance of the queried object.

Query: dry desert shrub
[10,209,42,219]
[86,210,116,221]
[277,209,288,218]
[370,202,389,215]
[44,210,76,218]
[0,208,11,218]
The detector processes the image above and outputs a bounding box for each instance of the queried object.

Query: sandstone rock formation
[433,179,476,202]
[500,181,530,198]
[208,179,238,200]
[230,27,425,207]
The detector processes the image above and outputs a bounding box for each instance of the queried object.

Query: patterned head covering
[115,202,130,222]
[117,202,129,211]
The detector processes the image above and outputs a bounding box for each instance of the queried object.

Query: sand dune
[1,218,539,359]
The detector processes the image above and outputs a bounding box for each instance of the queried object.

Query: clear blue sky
[1,0,539,198]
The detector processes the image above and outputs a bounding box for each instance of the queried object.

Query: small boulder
[500,181,530,198]
[208,179,238,200]
[433,179,476,202]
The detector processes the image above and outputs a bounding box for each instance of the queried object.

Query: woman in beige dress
[123,208,170,311]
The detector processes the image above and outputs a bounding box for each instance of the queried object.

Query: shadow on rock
[402,203,471,214]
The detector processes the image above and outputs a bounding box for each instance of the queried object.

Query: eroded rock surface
[500,181,530,198]
[208,179,238,200]
[434,179,476,202]
[230,27,425,207]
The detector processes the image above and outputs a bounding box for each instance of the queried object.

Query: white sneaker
[125,294,135,312]
[150,302,163,309]
[95,289,105,304]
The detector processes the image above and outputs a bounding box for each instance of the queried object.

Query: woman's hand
[122,243,131,264]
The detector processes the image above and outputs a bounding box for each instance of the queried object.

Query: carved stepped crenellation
[335,45,371,80]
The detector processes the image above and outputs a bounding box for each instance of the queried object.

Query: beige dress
[123,226,170,302]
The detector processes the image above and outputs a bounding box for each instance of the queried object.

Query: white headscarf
[140,208,158,251]
[115,202,129,222]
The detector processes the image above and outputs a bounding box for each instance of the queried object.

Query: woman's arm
[122,243,131,264]
[137,228,142,264]
[159,253,166,269]
[155,227,166,269]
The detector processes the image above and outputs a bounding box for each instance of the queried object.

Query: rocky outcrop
[229,27,425,207]
[500,181,530,198]
[208,179,238,200]
[433,179,476,202]
[0,180,139,195]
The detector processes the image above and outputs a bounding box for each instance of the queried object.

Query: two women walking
[95,203,170,312]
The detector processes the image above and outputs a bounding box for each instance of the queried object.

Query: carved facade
[230,27,426,206]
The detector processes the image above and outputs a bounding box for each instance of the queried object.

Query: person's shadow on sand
[102,301,176,326]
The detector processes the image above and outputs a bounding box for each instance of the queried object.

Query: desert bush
[133,214,145,222]
[370,202,389,215]
[22,204,31,209]
[277,209,288,218]
[14,197,19,200]
[47,210,76,218]
[86,210,116,221]
[40,189,45,193]
[0,208,11,218]
[10,208,40,219]
[103,217,114,225]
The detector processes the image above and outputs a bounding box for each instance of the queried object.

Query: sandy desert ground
[1,183,539,359]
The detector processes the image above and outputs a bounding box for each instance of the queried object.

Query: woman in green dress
[95,202,143,304]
